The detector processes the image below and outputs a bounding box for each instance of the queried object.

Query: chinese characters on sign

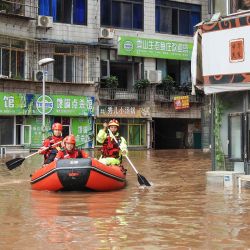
[230,38,244,62]
[136,39,189,53]
[174,96,190,110]
[3,96,14,108]
[99,105,150,118]
[0,92,94,116]
[118,36,193,61]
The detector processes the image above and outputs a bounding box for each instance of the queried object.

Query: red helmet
[52,123,62,131]
[108,119,119,127]
[64,135,76,145]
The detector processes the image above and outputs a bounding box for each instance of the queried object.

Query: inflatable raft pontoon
[30,158,126,191]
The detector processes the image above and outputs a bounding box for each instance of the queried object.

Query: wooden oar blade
[6,158,25,170]
[137,173,151,186]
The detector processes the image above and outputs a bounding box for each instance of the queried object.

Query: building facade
[193,0,250,173]
[0,0,209,150]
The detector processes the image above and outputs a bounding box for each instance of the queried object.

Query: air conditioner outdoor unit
[37,15,53,28]
[0,74,9,79]
[99,28,114,39]
[146,70,162,83]
[33,70,43,81]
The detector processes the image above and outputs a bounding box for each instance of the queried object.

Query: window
[53,46,85,83]
[213,0,227,15]
[230,0,250,13]
[155,0,201,36]
[0,38,25,79]
[39,0,87,25]
[101,0,143,30]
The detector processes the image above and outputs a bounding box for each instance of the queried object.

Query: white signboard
[202,25,250,76]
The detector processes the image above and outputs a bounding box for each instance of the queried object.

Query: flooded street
[1,149,250,249]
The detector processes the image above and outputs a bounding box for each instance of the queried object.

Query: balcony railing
[0,0,37,19]
[99,88,149,102]
[154,89,203,103]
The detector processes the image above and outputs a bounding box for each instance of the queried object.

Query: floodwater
[0,149,250,249]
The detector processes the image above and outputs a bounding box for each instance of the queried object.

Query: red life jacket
[59,149,88,159]
[48,135,63,145]
[101,135,121,159]
[43,135,63,160]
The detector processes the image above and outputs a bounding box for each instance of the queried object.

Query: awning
[204,83,250,95]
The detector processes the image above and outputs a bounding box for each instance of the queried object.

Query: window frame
[101,0,144,31]
[53,45,86,83]
[155,0,201,36]
[0,39,25,79]
[39,0,88,26]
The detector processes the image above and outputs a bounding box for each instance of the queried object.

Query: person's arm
[119,137,128,156]
[38,139,50,154]
[80,150,89,158]
[54,151,63,161]
[96,122,108,144]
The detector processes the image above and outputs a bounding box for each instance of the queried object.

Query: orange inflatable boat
[30,158,126,191]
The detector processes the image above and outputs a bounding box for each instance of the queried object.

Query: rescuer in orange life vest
[54,134,89,160]
[38,122,64,164]
[97,119,128,165]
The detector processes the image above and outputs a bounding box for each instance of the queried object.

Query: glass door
[228,113,243,161]
[21,125,31,145]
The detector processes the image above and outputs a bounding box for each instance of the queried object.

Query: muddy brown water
[0,150,250,249]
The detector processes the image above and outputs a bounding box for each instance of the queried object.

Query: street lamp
[38,58,54,140]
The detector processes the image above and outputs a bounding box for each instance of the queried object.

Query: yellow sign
[174,96,189,110]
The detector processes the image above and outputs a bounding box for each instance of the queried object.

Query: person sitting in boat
[97,119,128,165]
[38,122,64,164]
[54,134,89,160]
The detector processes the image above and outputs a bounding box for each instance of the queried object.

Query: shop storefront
[192,11,250,173]
[96,105,151,148]
[0,92,94,149]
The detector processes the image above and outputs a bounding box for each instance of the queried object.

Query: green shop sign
[25,116,93,148]
[118,36,193,60]
[71,117,93,147]
[0,92,94,116]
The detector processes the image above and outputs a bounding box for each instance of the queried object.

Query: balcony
[0,0,36,19]
[154,89,203,103]
[99,88,149,102]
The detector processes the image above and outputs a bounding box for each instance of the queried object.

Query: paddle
[108,128,151,186]
[5,135,94,170]
[5,141,62,170]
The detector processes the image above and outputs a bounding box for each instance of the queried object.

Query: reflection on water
[1,150,250,249]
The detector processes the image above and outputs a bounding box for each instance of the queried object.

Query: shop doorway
[53,117,70,137]
[0,116,14,145]
[153,118,201,149]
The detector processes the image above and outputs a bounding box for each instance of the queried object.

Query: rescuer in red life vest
[54,134,89,160]
[97,119,128,165]
[38,122,64,164]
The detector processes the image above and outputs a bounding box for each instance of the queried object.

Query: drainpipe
[147,119,151,149]
[211,94,216,171]
[244,91,248,174]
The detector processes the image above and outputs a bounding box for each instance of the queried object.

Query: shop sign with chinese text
[0,92,94,116]
[174,96,190,110]
[118,36,193,60]
[99,105,151,118]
